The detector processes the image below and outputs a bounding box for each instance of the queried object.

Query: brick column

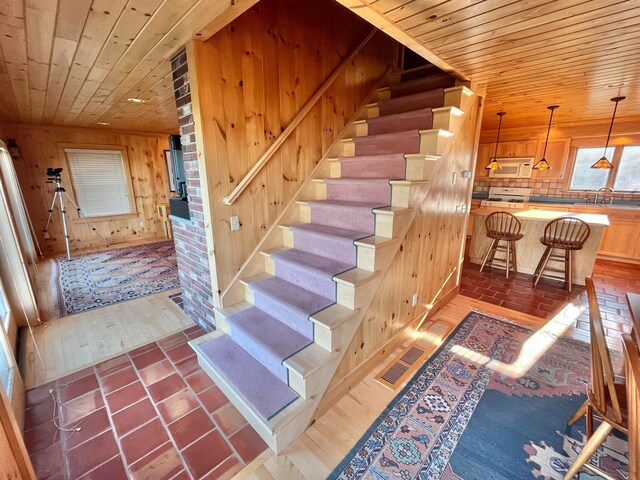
[170,49,215,330]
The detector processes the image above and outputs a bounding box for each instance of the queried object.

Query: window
[64,148,133,217]
[569,145,640,192]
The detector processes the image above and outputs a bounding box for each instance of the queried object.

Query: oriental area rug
[58,240,180,314]
[329,311,629,480]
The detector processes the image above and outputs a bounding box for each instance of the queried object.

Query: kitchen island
[469,207,609,286]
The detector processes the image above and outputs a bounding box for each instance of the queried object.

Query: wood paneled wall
[0,124,173,254]
[319,88,482,413]
[189,0,398,300]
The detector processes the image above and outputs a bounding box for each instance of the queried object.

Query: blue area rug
[329,311,628,480]
[58,241,180,314]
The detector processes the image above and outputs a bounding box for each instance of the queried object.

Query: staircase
[190,68,474,453]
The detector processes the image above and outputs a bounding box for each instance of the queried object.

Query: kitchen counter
[469,207,609,286]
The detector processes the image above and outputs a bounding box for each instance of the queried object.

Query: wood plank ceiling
[0,0,257,134]
[336,0,640,130]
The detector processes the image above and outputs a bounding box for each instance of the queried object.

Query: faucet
[595,187,614,204]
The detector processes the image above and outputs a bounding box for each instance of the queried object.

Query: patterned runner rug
[58,241,180,314]
[329,311,628,480]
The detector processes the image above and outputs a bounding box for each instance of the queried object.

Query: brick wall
[170,49,215,330]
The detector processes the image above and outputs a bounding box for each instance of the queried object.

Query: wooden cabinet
[496,140,538,158]
[598,219,640,261]
[467,200,482,236]
[474,143,496,179]
[532,138,571,181]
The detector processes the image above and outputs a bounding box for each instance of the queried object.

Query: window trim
[565,142,636,192]
[56,143,137,221]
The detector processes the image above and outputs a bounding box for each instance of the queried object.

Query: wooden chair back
[543,217,590,249]
[586,276,623,424]
[622,334,639,477]
[485,211,522,239]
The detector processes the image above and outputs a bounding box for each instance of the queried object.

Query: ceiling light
[486,111,506,171]
[127,97,145,103]
[592,96,625,169]
[533,105,559,170]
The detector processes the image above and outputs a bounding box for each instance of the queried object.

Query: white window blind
[613,146,640,192]
[569,147,613,191]
[65,149,132,217]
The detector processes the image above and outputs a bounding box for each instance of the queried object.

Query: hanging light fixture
[592,96,625,169]
[533,105,559,170]
[486,111,506,170]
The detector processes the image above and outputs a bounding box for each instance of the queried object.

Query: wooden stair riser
[419,129,453,156]
[404,154,441,181]
[356,239,400,272]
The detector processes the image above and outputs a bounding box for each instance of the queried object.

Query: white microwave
[488,158,534,178]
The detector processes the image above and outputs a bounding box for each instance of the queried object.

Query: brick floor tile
[23,419,60,454]
[95,355,131,377]
[212,403,247,436]
[165,343,195,364]
[101,366,138,394]
[25,382,56,408]
[181,429,233,478]
[78,456,128,480]
[174,355,199,378]
[131,347,167,370]
[201,456,243,480]
[120,418,169,465]
[158,332,189,351]
[62,407,111,450]
[198,386,229,414]
[24,396,57,431]
[67,430,119,479]
[168,407,215,450]
[156,388,199,424]
[128,442,183,480]
[185,370,214,394]
[229,424,268,463]
[148,373,187,403]
[60,390,105,427]
[138,359,175,387]
[112,398,157,438]
[105,381,147,414]
[129,343,158,357]
[29,440,64,479]
[58,373,99,403]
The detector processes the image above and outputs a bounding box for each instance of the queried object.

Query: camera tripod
[43,167,108,260]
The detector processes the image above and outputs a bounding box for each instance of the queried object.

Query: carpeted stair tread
[269,248,352,278]
[249,276,334,338]
[323,178,392,205]
[286,223,371,265]
[377,88,445,116]
[352,129,421,155]
[199,334,298,421]
[305,199,385,234]
[339,153,406,179]
[366,107,433,135]
[287,223,370,243]
[226,306,312,382]
[388,73,456,98]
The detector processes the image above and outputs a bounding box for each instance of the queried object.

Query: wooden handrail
[223,27,378,205]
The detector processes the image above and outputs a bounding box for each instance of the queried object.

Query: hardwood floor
[233,294,579,480]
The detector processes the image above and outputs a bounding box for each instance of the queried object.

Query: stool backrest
[586,276,623,424]
[543,217,590,248]
[623,334,640,477]
[485,211,522,238]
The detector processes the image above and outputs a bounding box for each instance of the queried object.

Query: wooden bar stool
[533,217,590,292]
[479,211,524,279]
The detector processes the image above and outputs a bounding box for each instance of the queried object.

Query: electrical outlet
[139,221,144,227]
[412,293,418,307]
[230,216,240,231]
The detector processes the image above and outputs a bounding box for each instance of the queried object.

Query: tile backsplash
[473,178,640,201]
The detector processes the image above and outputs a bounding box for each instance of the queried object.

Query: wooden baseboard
[312,284,459,422]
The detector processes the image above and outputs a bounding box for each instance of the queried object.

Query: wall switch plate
[43,232,50,239]
[230,216,240,231]
[139,221,144,227]
[412,293,418,307]
[452,172,458,185]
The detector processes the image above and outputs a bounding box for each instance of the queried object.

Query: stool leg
[567,249,573,293]
[534,246,552,287]
[480,239,497,272]
[505,240,511,279]
[511,241,518,273]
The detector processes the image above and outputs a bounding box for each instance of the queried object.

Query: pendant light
[533,105,559,170]
[485,111,506,170]
[592,96,625,169]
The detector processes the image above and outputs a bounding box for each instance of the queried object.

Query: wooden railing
[222,27,378,206]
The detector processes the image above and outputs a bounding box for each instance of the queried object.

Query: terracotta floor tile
[105,381,147,414]
[168,407,215,450]
[169,471,190,480]
[57,366,95,385]
[60,390,105,426]
[120,418,169,465]
[165,343,195,363]
[29,440,64,480]
[128,442,183,480]
[62,407,111,450]
[57,373,99,403]
[157,332,189,351]
[174,355,199,378]
[78,456,128,480]
[201,456,243,480]
[212,403,247,436]
[24,396,57,431]
[229,424,268,463]
[156,388,199,424]
[181,429,233,478]
[129,342,159,357]
[185,369,214,394]
[25,381,56,408]
[112,398,158,438]
[184,325,205,336]
[23,419,61,454]
[95,355,131,377]
[198,386,229,414]
[67,430,119,479]
[148,373,187,403]
[101,366,139,394]
[131,347,167,370]
[138,359,175,387]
